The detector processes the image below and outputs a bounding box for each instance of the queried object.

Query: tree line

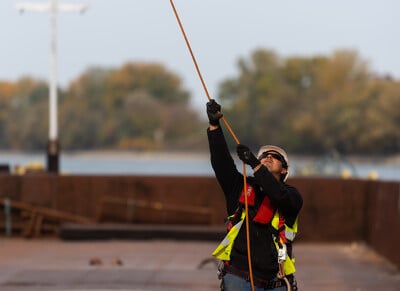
[0,49,399,155]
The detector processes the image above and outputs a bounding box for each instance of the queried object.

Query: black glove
[206,99,223,126]
[237,144,260,169]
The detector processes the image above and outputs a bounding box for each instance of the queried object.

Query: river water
[0,151,399,181]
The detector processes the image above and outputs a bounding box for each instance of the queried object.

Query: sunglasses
[258,151,287,168]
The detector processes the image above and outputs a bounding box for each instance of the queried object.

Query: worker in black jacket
[207,99,303,291]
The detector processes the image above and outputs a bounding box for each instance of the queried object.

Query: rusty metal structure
[0,174,399,269]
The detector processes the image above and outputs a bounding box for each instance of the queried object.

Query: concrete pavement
[0,238,399,290]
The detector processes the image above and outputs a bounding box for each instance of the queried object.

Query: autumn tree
[60,62,203,150]
[0,77,48,150]
[1,53,398,154]
[218,49,399,154]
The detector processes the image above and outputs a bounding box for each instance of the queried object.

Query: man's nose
[265,154,273,160]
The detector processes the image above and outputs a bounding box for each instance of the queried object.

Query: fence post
[4,197,12,237]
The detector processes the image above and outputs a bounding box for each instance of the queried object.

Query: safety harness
[213,185,298,287]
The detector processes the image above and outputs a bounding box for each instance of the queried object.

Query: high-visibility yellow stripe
[212,210,245,261]
[283,256,296,275]
[271,210,280,229]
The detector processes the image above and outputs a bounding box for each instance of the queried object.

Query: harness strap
[223,264,291,289]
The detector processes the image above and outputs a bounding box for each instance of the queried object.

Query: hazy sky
[1,0,399,112]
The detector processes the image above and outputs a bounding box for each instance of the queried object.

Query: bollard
[4,198,12,237]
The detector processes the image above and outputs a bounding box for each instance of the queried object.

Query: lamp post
[16,0,88,173]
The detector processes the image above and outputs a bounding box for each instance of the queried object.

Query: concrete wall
[0,174,399,268]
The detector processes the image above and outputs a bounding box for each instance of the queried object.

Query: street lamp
[16,0,88,173]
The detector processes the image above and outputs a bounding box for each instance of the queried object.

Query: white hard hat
[257,145,289,182]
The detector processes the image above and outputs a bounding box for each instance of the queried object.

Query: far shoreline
[1,150,399,165]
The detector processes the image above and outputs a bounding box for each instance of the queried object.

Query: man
[206,99,303,291]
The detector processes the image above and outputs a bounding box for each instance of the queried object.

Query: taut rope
[168,1,255,290]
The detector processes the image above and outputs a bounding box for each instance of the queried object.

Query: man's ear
[280,168,288,175]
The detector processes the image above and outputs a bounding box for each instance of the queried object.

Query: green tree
[103,63,189,107]
[59,67,109,149]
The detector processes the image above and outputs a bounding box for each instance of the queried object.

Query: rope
[278,261,292,291]
[168,0,240,145]
[284,277,292,291]
[242,163,255,290]
[168,1,254,290]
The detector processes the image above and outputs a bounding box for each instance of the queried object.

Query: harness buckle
[278,244,287,262]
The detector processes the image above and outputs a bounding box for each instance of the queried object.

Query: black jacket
[208,126,303,280]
